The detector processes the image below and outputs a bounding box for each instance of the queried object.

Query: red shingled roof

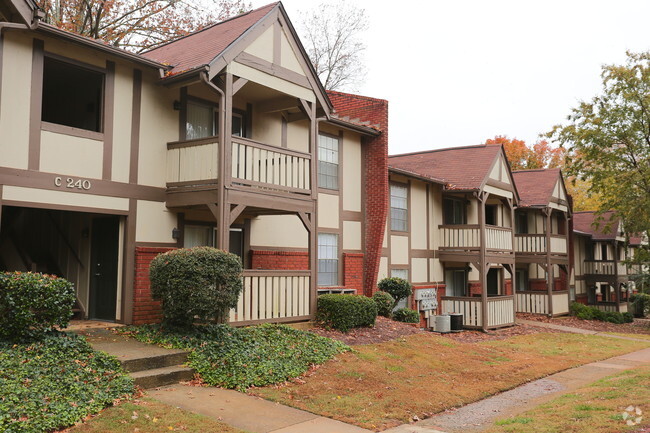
[512,168,561,207]
[573,211,621,240]
[388,144,503,190]
[141,3,278,75]
[327,90,388,132]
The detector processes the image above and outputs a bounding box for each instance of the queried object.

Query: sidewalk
[150,385,372,433]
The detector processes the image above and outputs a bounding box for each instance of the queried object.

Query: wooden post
[217,73,234,251]
[508,198,517,317]
[546,209,554,316]
[307,101,318,320]
[479,192,488,331]
[613,240,620,312]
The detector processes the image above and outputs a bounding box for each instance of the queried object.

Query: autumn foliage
[485,135,565,171]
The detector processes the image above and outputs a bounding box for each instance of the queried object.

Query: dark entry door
[89,216,119,320]
[487,268,499,296]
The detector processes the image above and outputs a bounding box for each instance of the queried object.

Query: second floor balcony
[584,260,627,277]
[438,224,513,252]
[166,135,312,200]
[515,234,568,255]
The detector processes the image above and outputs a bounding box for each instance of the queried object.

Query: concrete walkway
[518,318,650,342]
[384,327,650,433]
[150,385,372,433]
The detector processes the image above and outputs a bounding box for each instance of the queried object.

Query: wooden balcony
[515,290,570,316]
[628,264,645,275]
[229,270,312,326]
[439,225,513,251]
[584,260,627,276]
[440,295,515,329]
[166,136,312,207]
[515,234,567,255]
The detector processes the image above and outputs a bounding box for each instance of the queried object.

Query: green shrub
[317,294,377,332]
[120,324,349,391]
[0,272,75,341]
[0,332,133,432]
[631,293,650,317]
[149,247,243,328]
[377,277,413,307]
[393,308,420,323]
[570,302,633,324]
[372,291,395,317]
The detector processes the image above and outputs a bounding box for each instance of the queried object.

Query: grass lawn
[62,398,249,433]
[605,332,650,341]
[253,332,650,431]
[485,365,650,433]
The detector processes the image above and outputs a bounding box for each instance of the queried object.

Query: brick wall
[133,246,176,325]
[250,250,309,270]
[343,252,364,294]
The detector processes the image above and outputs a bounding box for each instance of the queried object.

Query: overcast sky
[250,0,650,155]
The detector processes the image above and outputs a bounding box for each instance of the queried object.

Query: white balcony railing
[229,270,311,324]
[166,137,220,184]
[440,295,514,328]
[515,234,567,254]
[439,225,512,251]
[584,260,627,276]
[516,290,569,315]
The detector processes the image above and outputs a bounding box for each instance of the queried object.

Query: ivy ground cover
[0,332,133,433]
[254,333,650,430]
[120,323,350,390]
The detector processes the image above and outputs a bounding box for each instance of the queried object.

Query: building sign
[54,176,92,191]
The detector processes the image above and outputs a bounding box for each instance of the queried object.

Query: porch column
[545,209,554,316]
[508,197,517,316]
[216,73,234,251]
[478,191,488,331]
[613,241,620,312]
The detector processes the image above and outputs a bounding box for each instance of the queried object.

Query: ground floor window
[318,233,338,286]
[515,269,528,291]
[390,269,409,309]
[184,225,215,248]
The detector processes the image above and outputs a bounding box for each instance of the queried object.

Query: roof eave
[388,167,446,185]
[326,118,381,136]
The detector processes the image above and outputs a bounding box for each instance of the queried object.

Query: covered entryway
[0,206,123,321]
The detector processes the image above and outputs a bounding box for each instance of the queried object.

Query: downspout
[200,71,226,246]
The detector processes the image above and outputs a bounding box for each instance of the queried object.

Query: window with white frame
[318,134,339,189]
[445,268,467,297]
[390,183,408,231]
[318,233,338,286]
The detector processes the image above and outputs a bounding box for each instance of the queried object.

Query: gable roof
[573,211,621,241]
[512,168,562,207]
[327,90,387,134]
[142,3,278,76]
[388,144,505,191]
[1,0,38,25]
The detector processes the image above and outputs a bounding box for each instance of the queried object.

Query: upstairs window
[318,134,339,189]
[390,183,408,231]
[443,197,466,225]
[485,205,497,226]
[515,211,528,234]
[186,101,216,140]
[42,57,104,132]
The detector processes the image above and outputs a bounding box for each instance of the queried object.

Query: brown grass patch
[252,333,650,431]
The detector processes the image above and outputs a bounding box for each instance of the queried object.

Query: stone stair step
[121,351,189,373]
[130,365,196,389]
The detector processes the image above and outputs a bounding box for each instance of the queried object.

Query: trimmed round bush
[149,247,243,328]
[317,294,377,332]
[373,291,395,317]
[570,302,633,324]
[377,277,413,306]
[0,272,75,341]
[393,308,420,323]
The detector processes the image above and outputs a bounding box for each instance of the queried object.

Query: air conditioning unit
[430,314,450,333]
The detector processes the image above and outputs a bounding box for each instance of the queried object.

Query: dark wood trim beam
[229,203,246,225]
[103,60,115,180]
[29,38,44,171]
[122,198,136,324]
[0,166,165,201]
[1,199,129,215]
[234,52,311,89]
[232,77,248,95]
[273,20,281,65]
[129,69,142,184]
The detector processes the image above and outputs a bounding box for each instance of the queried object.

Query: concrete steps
[80,327,196,389]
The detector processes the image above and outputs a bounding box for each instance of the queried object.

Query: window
[485,205,497,226]
[601,244,608,260]
[390,183,408,231]
[186,101,216,140]
[443,197,466,225]
[515,211,528,234]
[318,134,339,189]
[515,269,528,291]
[184,225,215,248]
[445,269,467,297]
[42,57,104,132]
[318,233,338,286]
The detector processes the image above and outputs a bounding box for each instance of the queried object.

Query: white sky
[250,0,650,155]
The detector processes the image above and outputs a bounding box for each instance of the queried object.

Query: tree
[548,51,650,237]
[36,0,250,52]
[564,177,602,212]
[298,0,368,91]
[485,135,565,171]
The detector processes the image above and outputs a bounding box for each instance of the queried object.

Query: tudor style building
[512,169,571,316]
[385,144,519,331]
[0,1,388,325]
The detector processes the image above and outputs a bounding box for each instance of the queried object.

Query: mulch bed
[518,313,650,336]
[310,316,424,345]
